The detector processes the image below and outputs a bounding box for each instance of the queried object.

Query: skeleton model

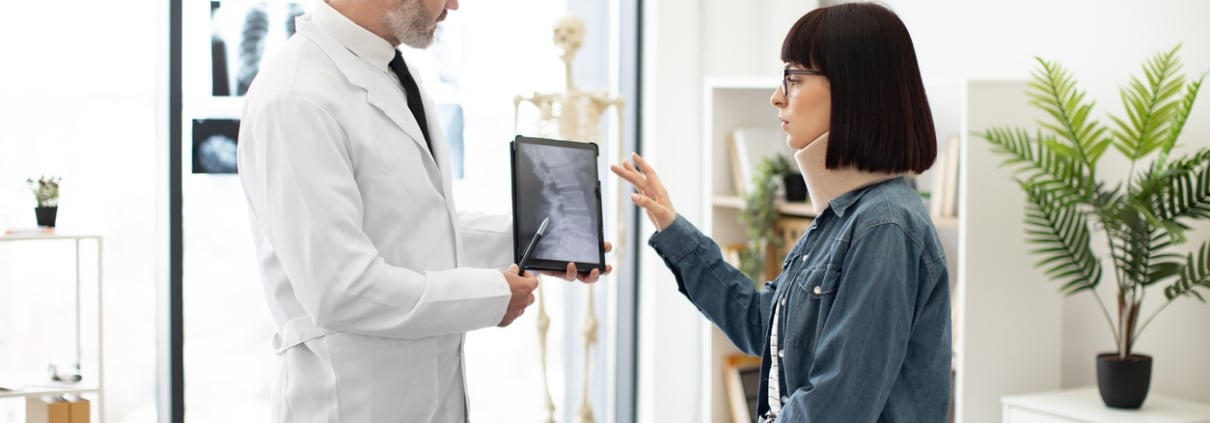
[513,15,623,423]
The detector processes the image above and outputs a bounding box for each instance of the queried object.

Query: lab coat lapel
[299,21,443,191]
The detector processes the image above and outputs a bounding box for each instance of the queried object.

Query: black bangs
[780,8,826,69]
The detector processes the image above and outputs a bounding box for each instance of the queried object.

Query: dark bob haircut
[781,2,936,173]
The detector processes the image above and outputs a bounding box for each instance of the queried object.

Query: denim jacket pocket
[793,264,840,298]
[783,264,841,350]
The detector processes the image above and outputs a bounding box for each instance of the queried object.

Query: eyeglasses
[781,68,826,97]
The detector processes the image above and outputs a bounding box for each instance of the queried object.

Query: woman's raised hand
[610,153,677,231]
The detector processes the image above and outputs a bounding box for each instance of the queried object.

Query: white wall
[962,80,1065,423]
[643,0,1210,422]
[0,1,162,422]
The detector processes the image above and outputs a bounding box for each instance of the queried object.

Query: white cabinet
[1003,387,1210,423]
[0,233,104,423]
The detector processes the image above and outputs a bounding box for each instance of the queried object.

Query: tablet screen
[510,136,605,273]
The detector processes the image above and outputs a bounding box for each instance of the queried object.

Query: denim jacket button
[782,395,789,403]
[813,285,822,295]
[800,254,809,262]
[778,349,784,358]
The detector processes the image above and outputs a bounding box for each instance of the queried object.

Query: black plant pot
[1096,353,1152,409]
[783,173,808,202]
[35,206,58,228]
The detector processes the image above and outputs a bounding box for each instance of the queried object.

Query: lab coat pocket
[280,337,337,422]
[327,333,439,421]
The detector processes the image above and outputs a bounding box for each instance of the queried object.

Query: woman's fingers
[630,154,663,190]
[609,163,644,189]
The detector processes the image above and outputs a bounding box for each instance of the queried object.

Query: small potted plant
[738,155,791,284]
[27,176,61,228]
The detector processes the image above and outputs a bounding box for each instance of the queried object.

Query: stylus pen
[517,216,550,275]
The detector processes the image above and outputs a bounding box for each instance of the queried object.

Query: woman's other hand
[610,153,677,231]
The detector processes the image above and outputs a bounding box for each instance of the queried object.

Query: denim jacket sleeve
[777,221,920,422]
[648,214,774,356]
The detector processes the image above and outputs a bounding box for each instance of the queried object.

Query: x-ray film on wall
[209,0,306,97]
[192,119,241,174]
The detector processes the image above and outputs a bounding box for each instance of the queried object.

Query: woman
[611,3,950,422]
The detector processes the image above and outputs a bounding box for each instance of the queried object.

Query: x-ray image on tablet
[510,136,605,274]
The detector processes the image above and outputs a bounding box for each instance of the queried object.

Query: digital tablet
[510,135,606,274]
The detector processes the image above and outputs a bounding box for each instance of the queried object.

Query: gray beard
[386,2,437,48]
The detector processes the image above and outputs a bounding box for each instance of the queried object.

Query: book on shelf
[928,135,960,218]
[939,135,961,218]
[928,142,950,217]
[728,126,789,196]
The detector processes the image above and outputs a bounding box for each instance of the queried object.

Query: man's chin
[399,33,436,49]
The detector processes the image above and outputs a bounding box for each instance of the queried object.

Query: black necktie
[388,50,433,152]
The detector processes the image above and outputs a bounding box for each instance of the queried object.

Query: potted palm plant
[981,45,1210,409]
[27,176,61,228]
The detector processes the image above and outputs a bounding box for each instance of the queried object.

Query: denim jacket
[649,177,951,422]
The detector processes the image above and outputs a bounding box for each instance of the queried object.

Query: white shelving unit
[0,233,104,423]
[702,78,961,422]
[700,77,784,423]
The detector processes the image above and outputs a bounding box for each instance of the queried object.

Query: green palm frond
[980,127,1094,202]
[1027,58,1113,168]
[1146,228,1185,284]
[1147,149,1210,224]
[1109,45,1186,161]
[1107,226,1147,287]
[1021,181,1102,294]
[1161,72,1206,155]
[1165,242,1210,302]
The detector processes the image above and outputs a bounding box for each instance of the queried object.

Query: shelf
[712,195,817,218]
[0,232,102,242]
[0,385,99,399]
[0,233,105,421]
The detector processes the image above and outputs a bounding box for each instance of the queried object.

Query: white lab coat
[237,8,513,423]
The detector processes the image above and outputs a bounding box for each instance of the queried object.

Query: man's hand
[538,242,613,283]
[499,264,539,327]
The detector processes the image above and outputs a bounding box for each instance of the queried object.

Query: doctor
[237,0,609,422]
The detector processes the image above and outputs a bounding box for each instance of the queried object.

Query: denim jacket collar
[828,177,905,218]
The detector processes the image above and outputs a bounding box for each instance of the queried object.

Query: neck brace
[793,132,901,214]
